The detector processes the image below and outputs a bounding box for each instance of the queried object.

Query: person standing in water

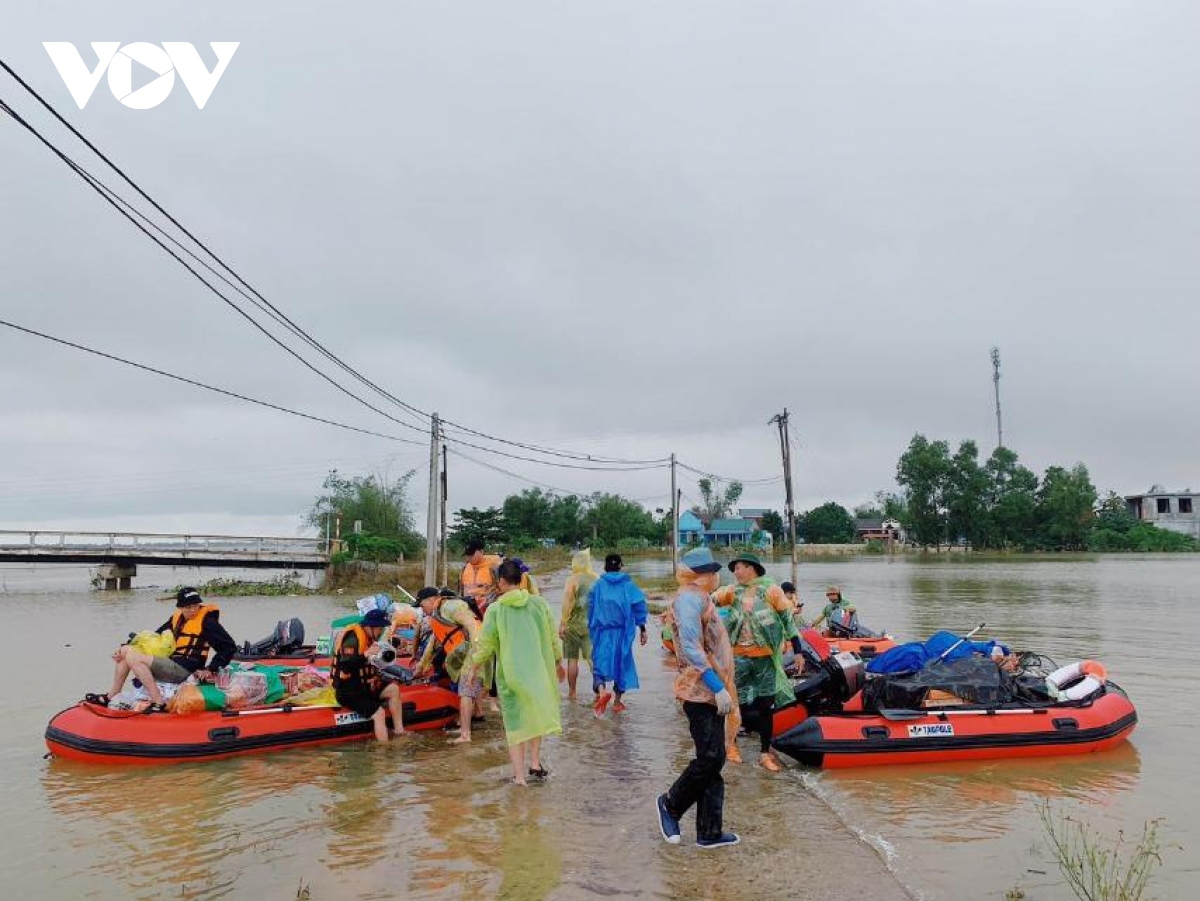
[465,559,564,786]
[587,553,648,716]
[656,547,739,849]
[559,548,598,701]
[711,552,803,773]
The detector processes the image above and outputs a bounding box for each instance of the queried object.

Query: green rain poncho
[722,576,797,708]
[472,588,563,746]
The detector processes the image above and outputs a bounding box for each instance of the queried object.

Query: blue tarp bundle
[866,630,1010,674]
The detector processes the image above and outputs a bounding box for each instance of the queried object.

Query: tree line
[889,434,1196,552]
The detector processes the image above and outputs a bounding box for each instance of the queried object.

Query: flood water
[3,555,1197,901]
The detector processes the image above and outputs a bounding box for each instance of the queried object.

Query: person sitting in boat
[385,600,423,658]
[780,581,809,629]
[810,585,858,636]
[86,586,237,713]
[332,608,405,742]
[413,585,486,744]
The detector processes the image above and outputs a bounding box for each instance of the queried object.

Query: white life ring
[1047,660,1107,701]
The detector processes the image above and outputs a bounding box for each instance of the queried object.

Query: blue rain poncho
[586,572,648,693]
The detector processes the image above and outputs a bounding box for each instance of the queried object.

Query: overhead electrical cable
[0,96,444,442]
[1,59,670,468]
[0,317,427,445]
[676,461,784,485]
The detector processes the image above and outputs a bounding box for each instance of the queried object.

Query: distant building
[704,517,771,548]
[854,517,904,544]
[1124,486,1200,539]
[737,508,770,529]
[677,510,705,547]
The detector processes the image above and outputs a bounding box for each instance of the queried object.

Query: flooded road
[4,555,1197,900]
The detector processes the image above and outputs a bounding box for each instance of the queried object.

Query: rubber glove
[714,688,734,716]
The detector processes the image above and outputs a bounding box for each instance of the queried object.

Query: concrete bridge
[0,530,328,589]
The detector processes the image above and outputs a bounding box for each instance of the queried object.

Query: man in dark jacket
[88,586,237,711]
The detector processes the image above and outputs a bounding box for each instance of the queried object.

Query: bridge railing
[0,530,327,559]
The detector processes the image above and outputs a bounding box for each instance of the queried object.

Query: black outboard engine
[791,651,865,715]
[369,646,414,685]
[241,618,306,657]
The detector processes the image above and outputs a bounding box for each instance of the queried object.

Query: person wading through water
[711,552,803,773]
[656,547,739,849]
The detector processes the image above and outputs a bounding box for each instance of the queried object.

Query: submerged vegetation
[1036,801,1168,901]
[175,574,315,597]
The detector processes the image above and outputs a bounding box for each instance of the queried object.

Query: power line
[1,58,670,468]
[0,95,441,440]
[0,317,427,446]
[676,461,784,485]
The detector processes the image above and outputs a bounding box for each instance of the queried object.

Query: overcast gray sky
[3,2,1198,538]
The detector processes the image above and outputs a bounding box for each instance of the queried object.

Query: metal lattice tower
[991,347,1004,449]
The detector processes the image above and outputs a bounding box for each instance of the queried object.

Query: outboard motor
[241,618,306,657]
[791,651,865,714]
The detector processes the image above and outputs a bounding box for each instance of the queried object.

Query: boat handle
[1052,718,1079,731]
[862,726,890,740]
[208,726,240,741]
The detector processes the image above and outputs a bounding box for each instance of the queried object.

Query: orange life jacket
[169,605,219,666]
[333,623,378,689]
[429,603,466,658]
[461,555,501,605]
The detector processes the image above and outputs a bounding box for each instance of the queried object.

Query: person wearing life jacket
[506,557,541,596]
[86,586,237,713]
[333,608,404,742]
[384,601,423,659]
[459,541,503,615]
[413,585,485,743]
[711,552,804,773]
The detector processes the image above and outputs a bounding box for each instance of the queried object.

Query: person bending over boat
[587,553,649,716]
[464,559,564,786]
[559,549,598,702]
[333,608,405,742]
[656,547,739,849]
[810,585,857,634]
[87,586,236,713]
[711,552,803,773]
[413,585,486,743]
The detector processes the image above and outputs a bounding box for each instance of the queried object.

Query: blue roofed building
[677,510,705,546]
[704,517,771,548]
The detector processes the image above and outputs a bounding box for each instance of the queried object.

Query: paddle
[878,706,1041,721]
[221,704,339,717]
[928,622,987,666]
[394,584,420,604]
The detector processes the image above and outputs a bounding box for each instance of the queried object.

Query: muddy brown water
[3,555,1196,900]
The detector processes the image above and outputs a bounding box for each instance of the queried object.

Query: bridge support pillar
[96,563,136,591]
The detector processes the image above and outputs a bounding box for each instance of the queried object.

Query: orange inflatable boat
[45,682,459,765]
[771,653,1138,769]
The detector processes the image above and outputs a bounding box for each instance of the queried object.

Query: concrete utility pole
[991,346,1004,449]
[770,409,799,587]
[439,444,449,587]
[670,453,678,563]
[424,412,440,586]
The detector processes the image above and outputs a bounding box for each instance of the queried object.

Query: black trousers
[740,696,775,753]
[665,701,726,841]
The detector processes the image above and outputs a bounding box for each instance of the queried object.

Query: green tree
[1035,464,1098,550]
[692,478,744,524]
[799,501,856,544]
[945,440,991,548]
[586,493,659,546]
[760,510,786,544]
[895,434,951,548]
[547,494,590,547]
[502,488,555,544]
[305,469,422,555]
[985,447,1039,549]
[853,504,882,520]
[449,507,508,549]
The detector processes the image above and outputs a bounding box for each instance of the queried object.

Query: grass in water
[1037,801,1167,901]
